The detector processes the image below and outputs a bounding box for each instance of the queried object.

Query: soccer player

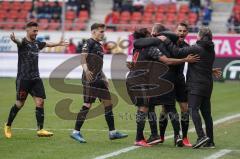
[70,23,128,143]
[4,21,69,138]
[158,22,192,147]
[159,27,217,149]
[127,28,199,147]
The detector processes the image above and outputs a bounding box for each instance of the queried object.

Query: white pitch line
[203,149,232,159]
[94,113,240,159]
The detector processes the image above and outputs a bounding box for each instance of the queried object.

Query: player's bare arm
[10,32,22,46]
[159,54,200,65]
[45,39,69,47]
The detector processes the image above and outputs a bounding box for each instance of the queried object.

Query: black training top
[81,38,104,81]
[16,38,46,80]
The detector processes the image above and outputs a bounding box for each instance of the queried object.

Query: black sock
[105,105,115,131]
[148,106,158,136]
[181,111,189,138]
[7,104,20,126]
[75,105,90,131]
[159,112,168,138]
[165,105,180,137]
[35,107,44,130]
[136,110,147,141]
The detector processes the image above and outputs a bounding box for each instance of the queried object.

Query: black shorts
[16,78,46,100]
[175,77,188,103]
[83,80,110,103]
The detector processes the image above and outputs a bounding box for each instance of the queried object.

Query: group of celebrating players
[4,21,221,150]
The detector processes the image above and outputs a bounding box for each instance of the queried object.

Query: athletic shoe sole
[37,134,53,137]
[193,137,210,149]
[147,139,162,145]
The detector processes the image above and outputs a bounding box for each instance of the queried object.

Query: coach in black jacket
[160,27,215,149]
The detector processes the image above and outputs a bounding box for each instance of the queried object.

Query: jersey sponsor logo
[223,60,240,80]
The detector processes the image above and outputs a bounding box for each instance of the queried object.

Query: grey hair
[198,27,212,41]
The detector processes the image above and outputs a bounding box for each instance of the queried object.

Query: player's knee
[138,106,148,113]
[180,102,188,112]
[16,100,25,108]
[36,98,44,107]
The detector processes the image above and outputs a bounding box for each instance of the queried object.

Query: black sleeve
[38,41,46,50]
[16,39,24,48]
[134,37,161,49]
[159,31,179,44]
[81,40,94,53]
[147,46,163,61]
[159,43,171,57]
[81,41,90,53]
[164,39,199,58]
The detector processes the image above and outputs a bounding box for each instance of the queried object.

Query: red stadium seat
[18,11,29,20]
[168,4,177,14]
[179,4,189,14]
[66,10,76,20]
[145,3,156,13]
[1,1,10,11]
[155,13,165,23]
[78,11,89,22]
[131,12,142,22]
[141,20,152,25]
[142,12,154,23]
[189,12,198,24]
[74,23,87,31]
[177,13,187,23]
[8,11,19,19]
[48,22,60,30]
[120,11,131,21]
[166,13,177,24]
[0,10,7,19]
[157,5,166,14]
[23,2,33,11]
[11,1,22,11]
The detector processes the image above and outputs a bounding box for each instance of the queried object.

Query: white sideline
[203,149,232,159]
[93,113,240,159]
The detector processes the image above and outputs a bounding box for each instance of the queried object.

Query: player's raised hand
[10,32,16,42]
[212,68,222,79]
[185,54,200,63]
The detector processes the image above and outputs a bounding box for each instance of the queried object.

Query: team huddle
[4,21,221,149]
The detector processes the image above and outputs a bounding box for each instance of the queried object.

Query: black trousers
[188,94,214,143]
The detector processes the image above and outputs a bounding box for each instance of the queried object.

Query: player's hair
[133,28,151,39]
[198,27,212,41]
[152,23,167,36]
[26,21,38,28]
[177,22,189,30]
[91,23,105,31]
